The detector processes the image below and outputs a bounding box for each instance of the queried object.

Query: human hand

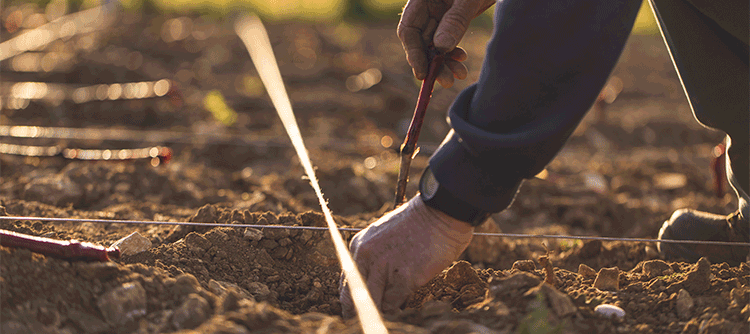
[397,0,495,88]
[339,196,474,318]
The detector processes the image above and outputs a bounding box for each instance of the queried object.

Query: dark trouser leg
[650,0,749,215]
[651,0,749,263]
[424,0,642,214]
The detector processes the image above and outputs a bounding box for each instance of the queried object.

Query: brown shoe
[658,209,749,265]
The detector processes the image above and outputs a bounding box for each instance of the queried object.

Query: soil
[2,4,748,334]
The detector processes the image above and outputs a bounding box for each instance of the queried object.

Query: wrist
[419,167,492,227]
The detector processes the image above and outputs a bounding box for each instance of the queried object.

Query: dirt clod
[511,259,536,272]
[111,231,152,256]
[675,289,694,319]
[641,259,672,278]
[679,257,712,294]
[578,263,597,278]
[593,267,620,291]
[172,293,212,330]
[97,281,147,325]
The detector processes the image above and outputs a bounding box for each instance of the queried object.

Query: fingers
[380,266,414,314]
[436,65,455,89]
[446,60,468,80]
[433,0,476,53]
[447,47,468,62]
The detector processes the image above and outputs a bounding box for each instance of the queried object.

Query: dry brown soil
[1,4,748,334]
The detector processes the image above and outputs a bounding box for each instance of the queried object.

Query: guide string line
[234,14,388,334]
[1,216,748,247]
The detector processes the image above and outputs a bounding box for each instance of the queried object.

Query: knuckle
[442,12,470,33]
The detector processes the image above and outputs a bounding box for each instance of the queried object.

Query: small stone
[511,260,536,272]
[444,261,483,290]
[642,259,671,278]
[525,283,577,317]
[185,232,210,252]
[97,281,147,325]
[263,227,289,240]
[190,204,219,223]
[594,304,625,319]
[172,293,211,330]
[578,263,597,278]
[278,237,292,247]
[593,267,620,291]
[298,230,313,243]
[243,228,263,241]
[681,257,711,294]
[111,231,152,256]
[271,247,288,259]
[259,239,279,249]
[675,289,694,319]
[246,281,272,301]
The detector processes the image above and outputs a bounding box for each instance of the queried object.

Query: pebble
[593,267,620,291]
[682,257,711,294]
[511,259,536,272]
[185,233,210,252]
[675,289,694,319]
[97,281,147,325]
[594,304,625,319]
[641,259,671,278]
[578,263,597,278]
[110,231,152,256]
[172,293,210,330]
[263,226,289,240]
[246,281,272,301]
[444,261,483,290]
[243,228,263,241]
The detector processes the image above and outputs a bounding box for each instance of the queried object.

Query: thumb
[433,1,476,52]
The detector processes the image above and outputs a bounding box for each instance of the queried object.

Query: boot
[658,209,748,265]
[658,138,749,265]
